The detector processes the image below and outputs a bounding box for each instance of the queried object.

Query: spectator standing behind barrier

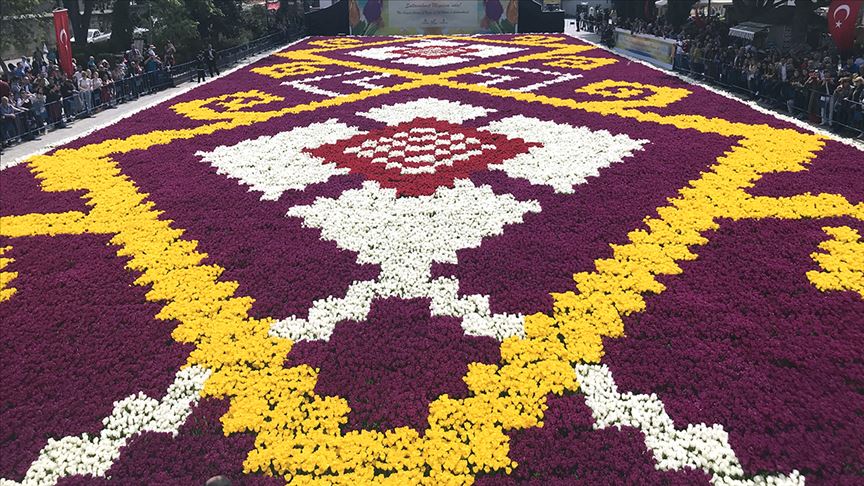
[72,66,84,114]
[0,29,302,150]
[2,96,26,147]
[165,41,177,68]
[31,89,47,133]
[79,70,93,114]
[60,77,75,122]
[92,71,102,110]
[832,77,853,126]
[144,48,162,92]
[0,77,9,100]
[803,71,822,123]
[196,52,207,82]
[206,44,219,77]
[102,71,114,107]
[851,75,864,121]
[819,72,837,127]
[46,83,64,128]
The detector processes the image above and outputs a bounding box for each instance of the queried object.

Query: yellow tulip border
[0,35,861,484]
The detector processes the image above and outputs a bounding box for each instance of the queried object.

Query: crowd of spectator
[1,42,178,148]
[578,11,864,137]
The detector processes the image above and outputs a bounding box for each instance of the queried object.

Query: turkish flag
[827,0,862,51]
[53,9,74,76]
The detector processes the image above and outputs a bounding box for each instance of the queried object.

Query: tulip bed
[1,35,862,486]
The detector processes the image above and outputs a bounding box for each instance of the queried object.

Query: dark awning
[729,22,771,41]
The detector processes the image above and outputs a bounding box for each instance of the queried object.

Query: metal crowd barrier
[1,29,302,150]
[673,52,864,136]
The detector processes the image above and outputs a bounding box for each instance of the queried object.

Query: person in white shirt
[78,71,92,113]
[91,72,102,109]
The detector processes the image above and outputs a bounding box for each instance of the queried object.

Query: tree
[211,0,243,40]
[62,0,96,46]
[183,0,219,41]
[0,0,43,58]
[148,0,204,56]
[110,0,134,51]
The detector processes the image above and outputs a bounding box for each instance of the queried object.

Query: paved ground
[2,31,857,167]
[1,86,195,166]
[0,46,284,169]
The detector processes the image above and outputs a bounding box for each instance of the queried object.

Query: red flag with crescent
[53,9,74,76]
[827,0,862,50]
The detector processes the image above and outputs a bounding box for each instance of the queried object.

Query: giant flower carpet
[0,35,862,485]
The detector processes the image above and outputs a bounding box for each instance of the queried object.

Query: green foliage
[135,0,275,59]
[240,5,274,42]
[0,0,44,54]
[148,0,206,54]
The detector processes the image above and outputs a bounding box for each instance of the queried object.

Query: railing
[569,20,863,138]
[673,52,864,136]
[1,29,303,150]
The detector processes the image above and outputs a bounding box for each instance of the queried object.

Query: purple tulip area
[1,35,862,485]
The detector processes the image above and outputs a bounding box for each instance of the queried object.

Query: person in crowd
[112,62,126,101]
[690,42,704,77]
[804,71,823,123]
[31,88,48,134]
[206,44,219,77]
[165,41,177,67]
[101,71,114,107]
[196,51,208,83]
[604,11,863,135]
[819,71,837,126]
[1,96,26,146]
[78,69,93,114]
[1,31,296,148]
[850,75,864,138]
[59,76,76,122]
[46,83,64,128]
[832,76,853,127]
[91,70,103,110]
[16,91,38,141]
[143,49,162,92]
[0,77,10,100]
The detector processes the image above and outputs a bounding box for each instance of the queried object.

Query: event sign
[613,29,677,70]
[349,0,518,35]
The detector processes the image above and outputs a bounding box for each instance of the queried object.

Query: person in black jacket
[59,78,75,122]
[196,52,207,83]
[46,84,65,128]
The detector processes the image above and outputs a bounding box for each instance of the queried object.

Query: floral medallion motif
[1,34,862,486]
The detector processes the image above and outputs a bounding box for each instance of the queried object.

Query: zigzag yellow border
[1,35,862,484]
